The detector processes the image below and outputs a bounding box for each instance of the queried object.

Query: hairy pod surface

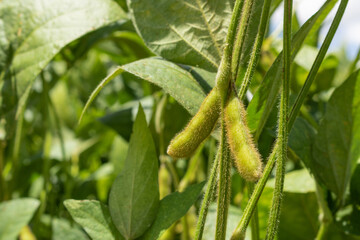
[167,88,220,158]
[224,93,262,181]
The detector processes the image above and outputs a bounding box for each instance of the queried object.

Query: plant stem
[194,148,220,240]
[0,140,6,201]
[237,0,272,100]
[348,47,360,77]
[216,0,243,100]
[248,183,260,240]
[215,118,232,240]
[265,0,292,238]
[288,0,349,129]
[231,1,349,238]
[231,0,254,81]
[315,183,333,240]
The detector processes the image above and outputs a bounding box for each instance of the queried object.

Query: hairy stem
[194,148,220,240]
[248,183,260,240]
[237,0,272,100]
[231,146,277,240]
[215,118,232,240]
[232,0,254,81]
[265,0,292,238]
[315,183,333,240]
[231,1,349,238]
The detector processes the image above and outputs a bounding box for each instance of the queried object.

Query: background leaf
[109,105,159,239]
[52,218,89,240]
[0,198,40,240]
[0,0,126,97]
[127,0,233,71]
[203,204,249,240]
[312,70,360,200]
[64,200,123,240]
[141,182,205,240]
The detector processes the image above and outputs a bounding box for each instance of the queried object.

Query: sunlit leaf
[0,198,40,240]
[128,0,233,71]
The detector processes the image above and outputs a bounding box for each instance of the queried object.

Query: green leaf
[64,200,123,240]
[127,0,233,71]
[109,104,159,239]
[312,70,360,200]
[288,118,317,170]
[350,163,360,205]
[140,182,205,240]
[321,220,360,240]
[0,198,40,240]
[267,169,316,194]
[246,0,338,136]
[99,96,154,141]
[278,193,319,240]
[203,204,249,240]
[52,218,89,240]
[80,58,211,120]
[0,0,126,97]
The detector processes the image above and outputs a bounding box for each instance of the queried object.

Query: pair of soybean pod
[167,67,262,182]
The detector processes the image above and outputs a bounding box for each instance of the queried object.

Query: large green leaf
[0,198,40,240]
[312,70,360,200]
[141,182,205,240]
[121,58,210,115]
[80,58,212,120]
[64,200,123,240]
[0,0,126,103]
[246,0,338,136]
[127,0,233,71]
[52,218,89,240]
[109,105,159,239]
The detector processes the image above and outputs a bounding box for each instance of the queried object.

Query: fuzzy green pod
[167,88,220,158]
[224,93,262,181]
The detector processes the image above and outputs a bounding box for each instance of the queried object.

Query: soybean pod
[224,92,262,181]
[167,88,220,158]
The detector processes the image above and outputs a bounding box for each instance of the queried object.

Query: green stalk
[233,1,273,238]
[288,0,349,129]
[315,183,333,240]
[231,1,349,238]
[348,47,360,77]
[232,0,254,81]
[216,0,243,101]
[237,0,273,99]
[215,118,232,240]
[265,0,292,238]
[10,101,25,197]
[0,140,6,201]
[248,183,260,240]
[194,1,246,238]
[194,148,220,240]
